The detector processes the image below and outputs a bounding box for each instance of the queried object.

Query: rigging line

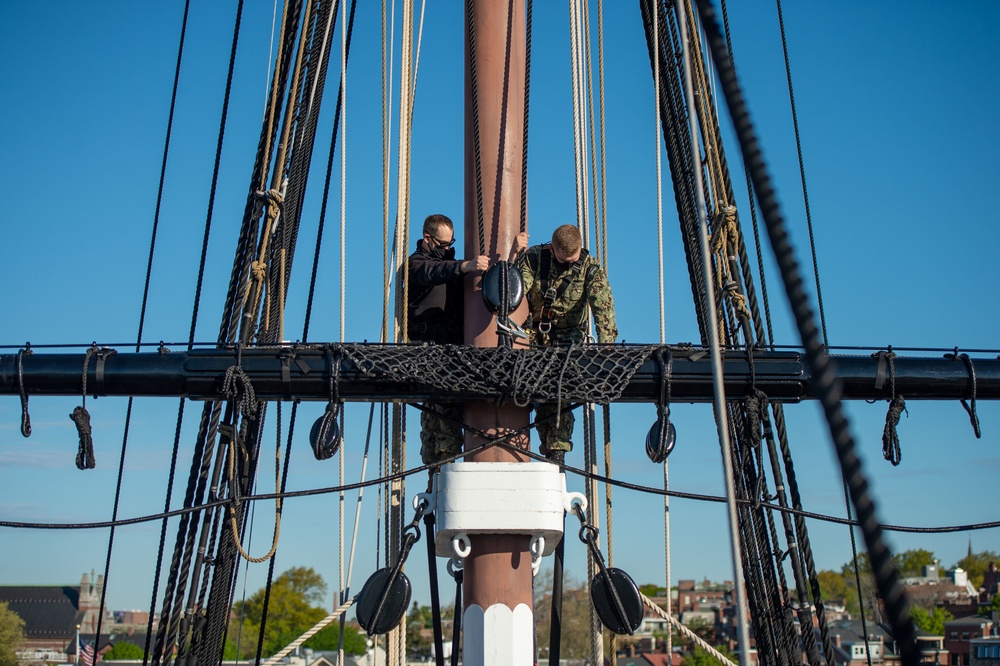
[259,596,358,666]
[340,0,347,344]
[343,404,376,617]
[465,0,487,257]
[520,0,532,235]
[718,0,775,348]
[9,429,1000,536]
[381,0,396,344]
[693,0,917,661]
[395,0,415,343]
[775,0,827,347]
[302,0,359,343]
[653,0,666,344]
[568,0,588,246]
[582,0,602,262]
[128,3,193,663]
[596,0,609,271]
[271,0,315,191]
[676,1,751,661]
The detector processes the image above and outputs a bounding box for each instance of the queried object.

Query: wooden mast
[462,0,534,662]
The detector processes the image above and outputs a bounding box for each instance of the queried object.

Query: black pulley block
[481,261,524,315]
[645,415,676,463]
[309,403,341,460]
[590,567,644,635]
[356,567,412,635]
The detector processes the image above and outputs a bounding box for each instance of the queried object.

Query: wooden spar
[462,0,534,663]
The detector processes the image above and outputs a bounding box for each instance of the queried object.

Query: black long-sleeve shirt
[407,239,465,344]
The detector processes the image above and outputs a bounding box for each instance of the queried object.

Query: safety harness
[537,246,594,335]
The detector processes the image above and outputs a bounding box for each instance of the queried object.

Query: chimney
[834,634,842,648]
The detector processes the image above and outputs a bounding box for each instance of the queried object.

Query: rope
[675,3,751,660]
[381,0,393,344]
[602,403,617,665]
[466,0,487,256]
[17,346,31,437]
[72,346,100,470]
[775,0,827,347]
[948,351,982,438]
[259,596,358,666]
[652,0,666,344]
[641,594,736,665]
[693,0,918,660]
[395,0,416,343]
[520,0,532,235]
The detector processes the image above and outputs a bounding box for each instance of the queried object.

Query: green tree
[227,567,365,659]
[0,601,25,666]
[817,569,850,603]
[533,570,597,660]
[103,641,146,660]
[683,644,735,665]
[893,549,936,577]
[957,550,1000,589]
[405,603,432,656]
[910,606,952,635]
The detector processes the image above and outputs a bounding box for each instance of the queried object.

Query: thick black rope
[72,346,99,470]
[875,351,905,466]
[424,508,445,666]
[693,1,917,661]
[947,350,982,438]
[466,0,488,256]
[520,0,532,235]
[17,345,31,437]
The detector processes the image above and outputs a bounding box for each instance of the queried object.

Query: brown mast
[461,0,534,636]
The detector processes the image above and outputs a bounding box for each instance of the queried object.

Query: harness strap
[537,246,594,334]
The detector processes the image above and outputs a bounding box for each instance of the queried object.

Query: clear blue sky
[1,1,998,621]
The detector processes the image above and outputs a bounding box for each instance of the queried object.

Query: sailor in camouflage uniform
[512,224,618,462]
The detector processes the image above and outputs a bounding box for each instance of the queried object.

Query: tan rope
[641,593,737,665]
[260,595,357,666]
[228,432,282,563]
[271,0,314,189]
[258,0,293,192]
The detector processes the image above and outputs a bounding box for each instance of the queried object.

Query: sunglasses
[428,235,456,248]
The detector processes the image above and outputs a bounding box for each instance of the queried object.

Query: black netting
[329,343,657,405]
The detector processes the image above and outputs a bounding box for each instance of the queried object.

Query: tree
[683,645,735,665]
[103,642,146,660]
[227,567,365,659]
[0,602,24,666]
[817,570,850,603]
[910,607,952,635]
[893,549,936,577]
[533,570,598,660]
[957,550,1000,589]
[405,603,432,656]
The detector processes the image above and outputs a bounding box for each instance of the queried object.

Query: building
[0,571,155,664]
[944,616,994,666]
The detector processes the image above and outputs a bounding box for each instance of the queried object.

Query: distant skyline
[1,0,998,619]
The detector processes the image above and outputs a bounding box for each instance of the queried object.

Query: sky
[1,0,999,627]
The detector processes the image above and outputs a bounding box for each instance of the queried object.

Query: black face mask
[428,243,455,260]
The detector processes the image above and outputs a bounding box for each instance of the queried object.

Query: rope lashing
[709,206,751,323]
[873,350,906,466]
[945,350,981,439]
[72,345,115,470]
[17,345,31,437]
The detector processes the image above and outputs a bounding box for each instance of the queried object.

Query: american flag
[80,639,98,666]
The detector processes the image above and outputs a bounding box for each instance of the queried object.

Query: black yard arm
[1,345,998,403]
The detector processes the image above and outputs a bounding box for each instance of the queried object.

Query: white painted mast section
[674,1,751,662]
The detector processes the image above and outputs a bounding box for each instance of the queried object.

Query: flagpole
[75,625,80,666]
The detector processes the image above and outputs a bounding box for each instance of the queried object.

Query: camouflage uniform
[419,402,464,465]
[516,244,617,455]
